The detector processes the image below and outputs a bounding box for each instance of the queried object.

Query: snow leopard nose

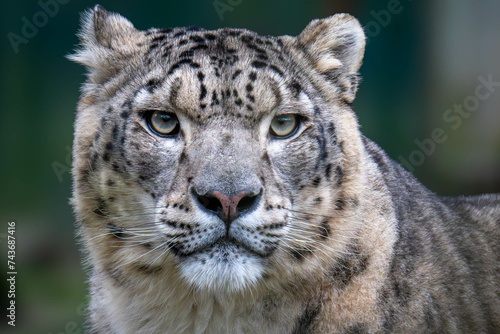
[195,190,261,229]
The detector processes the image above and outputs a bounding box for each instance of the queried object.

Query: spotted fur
[70,6,500,333]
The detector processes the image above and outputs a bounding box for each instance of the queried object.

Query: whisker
[287,217,363,234]
[116,236,180,269]
[284,228,368,258]
[106,212,162,219]
[145,239,181,268]
[286,208,360,220]
[286,225,363,241]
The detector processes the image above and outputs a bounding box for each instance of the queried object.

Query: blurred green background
[1,0,499,333]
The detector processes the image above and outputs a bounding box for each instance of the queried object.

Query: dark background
[1,0,499,333]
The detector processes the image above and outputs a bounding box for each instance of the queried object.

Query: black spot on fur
[120,110,130,119]
[328,243,369,288]
[319,220,330,240]
[211,91,219,106]
[93,198,107,217]
[240,35,254,43]
[189,35,205,43]
[103,142,114,160]
[336,166,344,186]
[107,223,128,239]
[156,28,173,34]
[199,84,207,100]
[78,168,91,184]
[327,122,336,136]
[93,132,101,144]
[246,42,266,55]
[204,33,216,40]
[269,64,284,76]
[249,71,257,81]
[246,83,253,92]
[161,45,173,57]
[190,43,208,53]
[251,60,267,68]
[335,197,345,210]
[232,69,242,80]
[257,53,268,61]
[292,302,321,334]
[112,162,121,172]
[228,30,241,37]
[290,81,301,97]
[197,71,205,81]
[317,125,328,161]
[325,164,332,179]
[89,152,99,170]
[179,49,194,59]
[102,152,110,162]
[145,78,162,93]
[314,106,321,116]
[148,42,160,52]
[393,280,412,305]
[120,100,132,119]
[291,247,314,261]
[112,124,119,140]
[178,151,187,164]
[312,177,321,187]
[168,58,193,75]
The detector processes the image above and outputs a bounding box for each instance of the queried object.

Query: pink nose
[195,190,260,229]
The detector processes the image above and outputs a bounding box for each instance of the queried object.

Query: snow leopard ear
[68,5,146,84]
[297,14,365,103]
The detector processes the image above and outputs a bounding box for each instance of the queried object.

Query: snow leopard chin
[179,242,265,293]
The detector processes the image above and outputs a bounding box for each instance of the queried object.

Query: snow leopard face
[71,6,366,293]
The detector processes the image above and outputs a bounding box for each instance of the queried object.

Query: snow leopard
[69,5,500,333]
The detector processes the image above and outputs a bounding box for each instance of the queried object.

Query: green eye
[270,114,300,138]
[147,111,180,137]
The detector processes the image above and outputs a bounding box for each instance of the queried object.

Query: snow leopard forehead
[70,5,365,115]
[133,26,302,124]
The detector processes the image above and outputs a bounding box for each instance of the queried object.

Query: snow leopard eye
[270,114,300,138]
[146,111,180,137]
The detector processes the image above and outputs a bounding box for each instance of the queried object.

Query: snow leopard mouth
[171,235,275,259]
